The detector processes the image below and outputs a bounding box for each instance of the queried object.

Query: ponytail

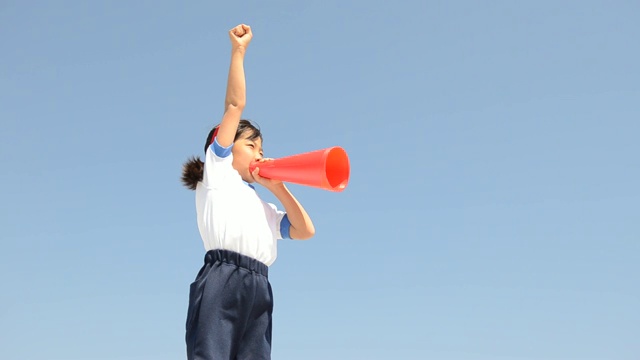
[181,156,204,190]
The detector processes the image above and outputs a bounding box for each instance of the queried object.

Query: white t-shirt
[195,138,290,266]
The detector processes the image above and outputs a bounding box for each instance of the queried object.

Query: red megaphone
[250,146,350,192]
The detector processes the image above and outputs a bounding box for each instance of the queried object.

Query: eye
[247,143,255,148]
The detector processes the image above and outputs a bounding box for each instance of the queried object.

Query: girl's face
[232,131,263,183]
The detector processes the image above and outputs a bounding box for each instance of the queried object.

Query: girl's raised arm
[216,24,253,148]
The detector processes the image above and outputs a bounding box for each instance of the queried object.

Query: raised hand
[229,24,253,50]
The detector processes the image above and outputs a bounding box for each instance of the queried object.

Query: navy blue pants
[186,250,273,360]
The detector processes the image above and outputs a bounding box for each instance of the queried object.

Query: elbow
[225,102,245,112]
[300,225,316,240]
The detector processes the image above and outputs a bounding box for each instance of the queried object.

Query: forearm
[270,184,315,240]
[224,47,247,110]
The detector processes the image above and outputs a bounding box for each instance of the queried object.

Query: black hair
[181,120,261,190]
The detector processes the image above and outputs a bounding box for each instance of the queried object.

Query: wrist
[231,46,247,55]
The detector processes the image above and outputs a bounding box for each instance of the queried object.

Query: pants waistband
[204,249,268,277]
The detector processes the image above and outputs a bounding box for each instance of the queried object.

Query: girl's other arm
[217,24,252,148]
[252,167,315,240]
[270,184,316,240]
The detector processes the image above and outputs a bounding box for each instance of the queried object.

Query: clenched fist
[229,24,252,50]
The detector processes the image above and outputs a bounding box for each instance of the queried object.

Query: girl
[181,24,315,360]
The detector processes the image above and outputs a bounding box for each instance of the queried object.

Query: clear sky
[1,1,639,359]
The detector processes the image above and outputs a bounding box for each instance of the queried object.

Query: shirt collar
[243,180,256,190]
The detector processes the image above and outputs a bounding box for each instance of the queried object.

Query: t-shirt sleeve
[265,202,291,240]
[202,137,235,187]
[211,137,232,158]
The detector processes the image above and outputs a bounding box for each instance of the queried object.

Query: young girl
[180,24,315,360]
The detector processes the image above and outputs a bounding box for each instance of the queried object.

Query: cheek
[234,148,252,163]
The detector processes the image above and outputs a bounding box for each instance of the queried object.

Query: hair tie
[211,127,219,145]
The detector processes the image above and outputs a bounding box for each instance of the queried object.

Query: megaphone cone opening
[325,147,350,191]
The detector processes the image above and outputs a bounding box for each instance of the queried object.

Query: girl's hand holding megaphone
[251,158,283,190]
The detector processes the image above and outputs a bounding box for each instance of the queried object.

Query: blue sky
[1,1,639,359]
